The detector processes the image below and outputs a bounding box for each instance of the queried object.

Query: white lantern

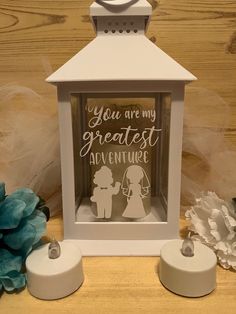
[47,0,196,256]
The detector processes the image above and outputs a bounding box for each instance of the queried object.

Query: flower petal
[186,191,236,270]
[27,211,47,246]
[0,271,26,292]
[7,188,39,218]
[186,207,215,244]
[209,207,236,242]
[221,205,236,232]
[3,210,46,258]
[3,222,35,251]
[0,249,23,275]
[217,250,236,270]
[0,198,26,229]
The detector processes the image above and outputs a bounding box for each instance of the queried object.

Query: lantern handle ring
[97,0,139,8]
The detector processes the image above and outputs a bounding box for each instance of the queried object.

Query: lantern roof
[46,0,196,84]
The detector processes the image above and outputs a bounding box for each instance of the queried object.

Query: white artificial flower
[185,192,236,270]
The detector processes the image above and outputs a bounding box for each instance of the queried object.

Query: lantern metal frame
[47,0,196,255]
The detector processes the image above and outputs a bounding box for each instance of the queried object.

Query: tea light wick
[48,238,61,259]
[181,233,194,257]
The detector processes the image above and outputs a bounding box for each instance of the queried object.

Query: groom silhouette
[90,166,120,219]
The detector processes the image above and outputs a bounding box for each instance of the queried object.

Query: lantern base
[64,239,177,256]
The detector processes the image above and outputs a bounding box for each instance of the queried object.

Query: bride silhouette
[121,165,150,219]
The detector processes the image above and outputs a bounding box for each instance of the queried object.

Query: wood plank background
[0,0,236,133]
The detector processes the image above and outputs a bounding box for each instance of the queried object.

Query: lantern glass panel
[71,93,171,223]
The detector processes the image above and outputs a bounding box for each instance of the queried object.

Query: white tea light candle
[159,239,217,297]
[26,240,84,300]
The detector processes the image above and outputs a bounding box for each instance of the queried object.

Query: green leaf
[0,182,5,201]
[0,199,26,229]
[36,196,46,208]
[38,206,50,221]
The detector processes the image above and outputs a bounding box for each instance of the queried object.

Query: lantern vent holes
[103,28,138,34]
[96,16,145,35]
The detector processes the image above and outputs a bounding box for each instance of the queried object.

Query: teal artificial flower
[0,188,39,230]
[4,210,46,258]
[0,198,26,230]
[7,188,40,218]
[0,249,26,292]
[0,183,48,293]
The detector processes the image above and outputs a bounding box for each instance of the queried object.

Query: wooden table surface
[1,0,236,313]
[1,215,236,314]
